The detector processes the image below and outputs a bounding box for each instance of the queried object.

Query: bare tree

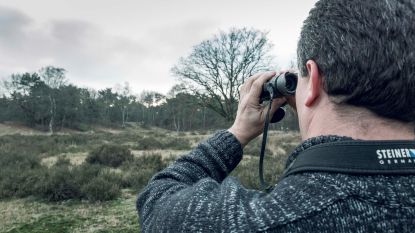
[39,66,68,89]
[39,66,68,134]
[172,27,275,121]
[115,82,133,128]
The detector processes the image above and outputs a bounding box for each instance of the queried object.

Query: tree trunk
[61,115,66,130]
[48,95,56,134]
[203,107,206,129]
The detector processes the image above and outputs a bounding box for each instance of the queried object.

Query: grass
[0,123,300,232]
[0,191,139,233]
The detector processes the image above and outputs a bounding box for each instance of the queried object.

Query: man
[137,0,415,232]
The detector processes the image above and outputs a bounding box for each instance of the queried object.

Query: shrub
[72,163,103,185]
[0,134,89,156]
[80,176,121,202]
[121,154,166,191]
[135,137,163,150]
[164,138,191,150]
[122,168,157,192]
[135,136,191,150]
[37,163,123,202]
[0,150,41,170]
[86,144,133,167]
[0,167,45,199]
[0,151,44,199]
[124,153,165,171]
[38,165,81,201]
[73,123,91,132]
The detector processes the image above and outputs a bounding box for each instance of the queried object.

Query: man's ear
[304,60,322,107]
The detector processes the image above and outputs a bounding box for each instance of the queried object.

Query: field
[0,123,301,233]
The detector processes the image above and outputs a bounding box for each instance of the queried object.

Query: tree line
[0,66,298,132]
[0,67,232,133]
[0,28,299,133]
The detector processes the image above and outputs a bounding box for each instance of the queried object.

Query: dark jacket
[137,130,415,232]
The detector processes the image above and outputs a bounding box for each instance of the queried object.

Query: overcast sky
[0,0,317,95]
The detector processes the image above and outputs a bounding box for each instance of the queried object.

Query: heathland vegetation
[0,123,300,232]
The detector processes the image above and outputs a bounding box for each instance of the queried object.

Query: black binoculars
[259,72,298,123]
[259,72,298,103]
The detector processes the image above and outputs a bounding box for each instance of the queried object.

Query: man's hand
[228,71,288,147]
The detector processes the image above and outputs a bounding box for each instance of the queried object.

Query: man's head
[295,0,415,138]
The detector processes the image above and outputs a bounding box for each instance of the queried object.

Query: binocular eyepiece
[259,72,298,103]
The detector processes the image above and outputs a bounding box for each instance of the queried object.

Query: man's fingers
[250,71,276,98]
[243,72,263,93]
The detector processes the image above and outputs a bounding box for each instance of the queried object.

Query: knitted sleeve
[136,130,265,232]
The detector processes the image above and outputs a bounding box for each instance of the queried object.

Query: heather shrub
[0,167,45,198]
[38,163,122,202]
[38,165,81,201]
[135,136,191,150]
[86,144,133,167]
[135,137,163,150]
[0,151,44,199]
[80,176,121,202]
[121,154,166,191]
[164,137,191,150]
[72,163,103,185]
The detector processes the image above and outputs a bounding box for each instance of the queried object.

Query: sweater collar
[285,135,354,169]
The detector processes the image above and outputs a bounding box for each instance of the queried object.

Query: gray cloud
[0,6,153,92]
[145,19,218,58]
[0,7,31,43]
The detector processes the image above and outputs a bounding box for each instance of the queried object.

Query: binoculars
[259,72,298,103]
[259,72,298,123]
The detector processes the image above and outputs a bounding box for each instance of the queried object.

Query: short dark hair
[297,0,415,122]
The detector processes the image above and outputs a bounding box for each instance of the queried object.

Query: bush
[164,138,191,150]
[0,151,44,199]
[0,167,45,199]
[135,137,163,150]
[0,150,41,170]
[37,163,123,202]
[0,134,89,156]
[82,165,123,202]
[123,153,165,171]
[122,168,157,192]
[86,144,133,167]
[135,136,191,150]
[81,176,121,202]
[121,154,166,191]
[38,165,81,201]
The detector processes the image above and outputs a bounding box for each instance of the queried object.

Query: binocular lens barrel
[259,72,298,102]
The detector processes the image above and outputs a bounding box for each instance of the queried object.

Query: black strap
[259,99,273,191]
[259,90,287,192]
[283,140,415,178]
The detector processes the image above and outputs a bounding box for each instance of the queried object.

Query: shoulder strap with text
[283,140,415,178]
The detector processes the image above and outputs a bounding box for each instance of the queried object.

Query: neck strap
[282,140,415,178]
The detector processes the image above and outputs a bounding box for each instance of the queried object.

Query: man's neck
[303,105,415,141]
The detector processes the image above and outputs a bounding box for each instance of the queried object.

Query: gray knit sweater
[137,131,415,232]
